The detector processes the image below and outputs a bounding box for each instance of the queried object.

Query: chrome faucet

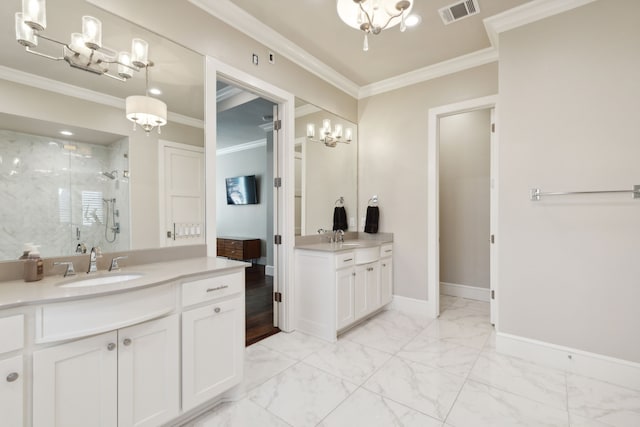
[317,228,333,242]
[88,246,101,273]
[54,261,76,277]
[109,255,128,272]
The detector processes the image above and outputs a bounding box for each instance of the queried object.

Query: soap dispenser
[24,245,44,282]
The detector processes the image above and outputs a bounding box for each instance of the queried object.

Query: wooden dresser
[216,237,261,261]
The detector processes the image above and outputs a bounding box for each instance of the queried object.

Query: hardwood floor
[245,264,280,346]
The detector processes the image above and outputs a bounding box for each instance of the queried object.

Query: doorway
[427,95,498,325]
[215,79,280,345]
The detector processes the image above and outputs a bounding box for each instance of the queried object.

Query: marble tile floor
[182,295,640,427]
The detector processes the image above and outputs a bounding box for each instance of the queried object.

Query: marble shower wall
[0,130,130,260]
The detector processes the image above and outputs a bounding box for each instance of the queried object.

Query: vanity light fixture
[337,0,414,51]
[306,119,353,148]
[14,0,149,82]
[125,62,167,135]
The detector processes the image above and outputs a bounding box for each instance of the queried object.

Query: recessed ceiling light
[149,87,162,95]
[59,130,73,136]
[405,14,422,27]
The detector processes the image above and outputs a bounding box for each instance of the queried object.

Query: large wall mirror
[295,99,358,236]
[0,0,204,261]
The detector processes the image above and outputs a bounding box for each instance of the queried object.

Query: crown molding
[188,0,360,98]
[216,138,266,156]
[484,0,597,48]
[216,85,243,102]
[358,48,499,99]
[0,65,204,129]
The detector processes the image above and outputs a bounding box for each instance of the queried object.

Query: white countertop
[295,239,392,253]
[0,257,248,310]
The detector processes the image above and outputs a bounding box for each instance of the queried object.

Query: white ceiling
[222,0,535,86]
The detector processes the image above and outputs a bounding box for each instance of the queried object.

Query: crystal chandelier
[336,0,414,51]
[307,119,353,148]
[14,0,149,81]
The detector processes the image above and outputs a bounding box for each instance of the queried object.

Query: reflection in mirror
[295,99,358,236]
[0,114,129,259]
[0,0,205,261]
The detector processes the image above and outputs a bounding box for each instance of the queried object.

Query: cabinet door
[336,268,355,329]
[365,262,381,314]
[354,264,368,320]
[118,315,180,427]
[33,331,118,427]
[0,355,23,427]
[182,297,244,411]
[380,257,393,306]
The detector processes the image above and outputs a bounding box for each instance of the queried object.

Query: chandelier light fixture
[307,119,353,148]
[14,0,149,81]
[125,63,167,135]
[337,0,414,51]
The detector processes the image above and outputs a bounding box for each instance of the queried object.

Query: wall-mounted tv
[225,175,258,205]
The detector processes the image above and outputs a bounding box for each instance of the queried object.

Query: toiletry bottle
[24,246,44,282]
[19,242,34,260]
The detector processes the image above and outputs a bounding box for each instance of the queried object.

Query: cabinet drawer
[335,252,355,269]
[182,272,243,307]
[380,244,393,258]
[35,285,175,344]
[355,247,379,265]
[0,315,24,354]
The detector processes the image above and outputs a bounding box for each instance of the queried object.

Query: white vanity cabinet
[380,244,393,306]
[0,314,25,427]
[181,272,244,412]
[296,242,393,342]
[33,314,180,427]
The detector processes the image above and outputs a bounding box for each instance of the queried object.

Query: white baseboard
[265,265,274,277]
[390,295,437,318]
[497,332,640,391]
[441,282,490,302]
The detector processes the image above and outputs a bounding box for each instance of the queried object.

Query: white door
[489,108,498,325]
[380,258,393,306]
[159,141,205,247]
[365,262,381,314]
[0,355,23,427]
[33,332,118,427]
[354,264,368,320]
[182,297,244,411]
[271,105,281,326]
[118,315,180,427]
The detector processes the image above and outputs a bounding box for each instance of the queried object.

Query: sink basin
[340,243,361,247]
[57,273,143,288]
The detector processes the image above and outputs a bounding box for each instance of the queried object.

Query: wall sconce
[307,119,353,148]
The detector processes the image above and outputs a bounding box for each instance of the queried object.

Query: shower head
[102,171,117,180]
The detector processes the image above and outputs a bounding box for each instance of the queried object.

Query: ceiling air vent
[439,0,480,25]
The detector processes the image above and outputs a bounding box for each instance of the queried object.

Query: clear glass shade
[118,52,133,79]
[21,0,46,31]
[82,16,102,50]
[15,13,37,47]
[131,38,149,68]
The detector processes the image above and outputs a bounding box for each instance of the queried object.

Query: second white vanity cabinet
[0,314,25,427]
[181,271,244,412]
[33,314,180,427]
[296,242,393,342]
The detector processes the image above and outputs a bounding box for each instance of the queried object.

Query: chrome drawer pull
[123,338,132,346]
[6,372,18,382]
[214,307,221,313]
[343,258,353,262]
[107,343,116,351]
[206,285,229,292]
[385,250,392,253]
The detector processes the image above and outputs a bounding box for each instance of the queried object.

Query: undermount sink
[57,273,143,288]
[340,243,361,247]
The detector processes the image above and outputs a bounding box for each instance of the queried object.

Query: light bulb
[306,123,315,138]
[363,33,369,52]
[82,16,102,49]
[131,38,148,68]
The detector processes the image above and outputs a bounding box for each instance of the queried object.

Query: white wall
[499,0,640,363]
[439,110,491,289]
[216,144,269,264]
[358,63,498,300]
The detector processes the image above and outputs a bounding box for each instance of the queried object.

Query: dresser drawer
[380,244,393,257]
[182,271,243,307]
[0,315,24,354]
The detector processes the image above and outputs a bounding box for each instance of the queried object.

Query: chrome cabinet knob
[6,372,18,382]
[214,307,221,313]
[107,342,116,351]
[123,338,132,346]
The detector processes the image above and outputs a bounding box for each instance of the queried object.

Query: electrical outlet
[268,51,275,64]
[252,53,258,66]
